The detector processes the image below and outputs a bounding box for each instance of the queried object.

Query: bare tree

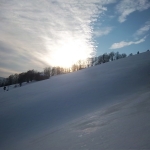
[103,53,110,63]
[122,53,127,58]
[44,67,51,78]
[109,52,115,61]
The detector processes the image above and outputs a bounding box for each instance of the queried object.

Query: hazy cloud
[116,0,150,23]
[93,27,113,37]
[0,0,117,76]
[0,67,20,78]
[134,20,150,38]
[110,36,147,49]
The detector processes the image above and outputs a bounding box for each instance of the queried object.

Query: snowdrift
[0,51,150,150]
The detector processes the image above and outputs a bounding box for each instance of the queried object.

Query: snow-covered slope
[0,51,150,150]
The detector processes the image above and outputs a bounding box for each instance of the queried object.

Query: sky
[0,0,150,77]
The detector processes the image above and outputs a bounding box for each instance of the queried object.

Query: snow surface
[0,51,150,150]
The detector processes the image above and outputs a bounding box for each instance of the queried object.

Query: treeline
[0,51,142,88]
[71,51,129,70]
[0,68,51,87]
[0,66,74,87]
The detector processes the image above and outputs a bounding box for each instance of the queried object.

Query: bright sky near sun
[0,0,150,77]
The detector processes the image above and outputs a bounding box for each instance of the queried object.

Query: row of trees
[71,51,128,70]
[0,51,142,87]
[0,66,74,87]
[0,67,51,87]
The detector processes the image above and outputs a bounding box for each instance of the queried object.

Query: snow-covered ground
[0,51,150,150]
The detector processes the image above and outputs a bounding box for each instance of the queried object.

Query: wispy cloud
[93,27,113,37]
[134,20,150,38]
[116,0,150,23]
[110,36,147,49]
[0,67,20,78]
[0,0,116,76]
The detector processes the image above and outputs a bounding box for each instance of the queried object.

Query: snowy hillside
[0,51,150,150]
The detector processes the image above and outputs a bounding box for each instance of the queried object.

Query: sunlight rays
[44,35,95,68]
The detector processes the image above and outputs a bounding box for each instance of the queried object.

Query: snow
[0,51,150,150]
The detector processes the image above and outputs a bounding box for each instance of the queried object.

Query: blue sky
[0,0,150,77]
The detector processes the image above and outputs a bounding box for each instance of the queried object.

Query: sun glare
[44,37,94,68]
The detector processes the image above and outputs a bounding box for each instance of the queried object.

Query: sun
[45,38,94,68]
[40,30,96,68]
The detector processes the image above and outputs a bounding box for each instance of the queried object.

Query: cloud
[0,67,19,78]
[116,0,150,23]
[110,36,147,49]
[0,0,117,76]
[93,27,113,37]
[134,21,150,38]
